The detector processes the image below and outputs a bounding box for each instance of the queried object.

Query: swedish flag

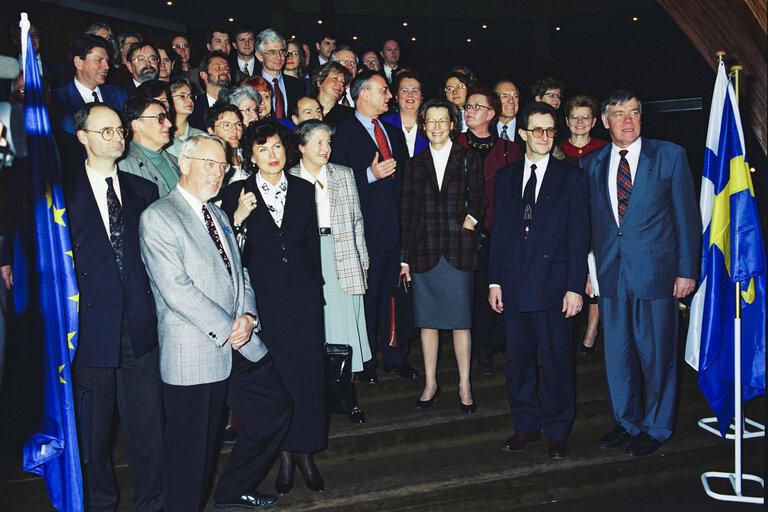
[15,15,84,511]
[685,61,766,438]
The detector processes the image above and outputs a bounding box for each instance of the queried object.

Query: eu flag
[685,61,766,437]
[16,14,84,511]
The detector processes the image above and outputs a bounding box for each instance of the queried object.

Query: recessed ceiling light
[352,36,358,40]
[466,38,472,42]
[411,37,416,41]
[402,22,408,27]
[317,19,323,24]
[291,35,296,39]
[482,24,487,29]
[632,16,638,21]
[750,166,756,173]
[555,26,561,31]
[166,1,172,5]
[228,17,234,22]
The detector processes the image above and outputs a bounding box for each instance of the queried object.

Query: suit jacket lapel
[326,164,341,223]
[528,161,560,245]
[594,148,615,225]
[440,144,463,193]
[117,174,140,282]
[623,140,654,224]
[506,163,524,234]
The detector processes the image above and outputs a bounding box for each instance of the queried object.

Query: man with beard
[188,50,231,130]
[118,42,160,96]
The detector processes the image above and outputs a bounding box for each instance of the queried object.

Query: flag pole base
[697,416,765,439]
[701,471,764,504]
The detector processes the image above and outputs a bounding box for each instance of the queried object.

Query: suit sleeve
[345,169,369,271]
[670,148,701,279]
[139,207,234,346]
[566,169,590,294]
[467,150,489,223]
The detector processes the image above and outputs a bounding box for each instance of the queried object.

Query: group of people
[1,17,702,512]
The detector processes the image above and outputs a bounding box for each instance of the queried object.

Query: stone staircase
[0,329,764,511]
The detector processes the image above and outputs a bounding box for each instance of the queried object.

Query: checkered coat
[288,163,369,295]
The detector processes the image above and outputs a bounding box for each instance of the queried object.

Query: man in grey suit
[140,133,292,511]
[581,90,700,458]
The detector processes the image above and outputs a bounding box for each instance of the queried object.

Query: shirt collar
[177,182,206,212]
[611,137,642,157]
[524,153,550,172]
[74,77,98,96]
[256,171,287,192]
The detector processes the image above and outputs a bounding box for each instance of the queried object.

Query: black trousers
[162,352,292,512]
[72,336,163,512]
[472,267,506,355]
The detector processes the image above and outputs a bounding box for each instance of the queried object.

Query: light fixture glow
[228,17,234,22]
[166,1,172,5]
[352,36,358,40]
[632,16,638,21]
[555,26,561,31]
[466,38,472,42]
[411,37,416,41]
[317,19,323,24]
[402,22,408,27]
[482,24,487,29]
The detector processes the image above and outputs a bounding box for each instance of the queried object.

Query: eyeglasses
[83,127,128,141]
[425,119,450,127]
[188,157,230,173]
[362,59,378,66]
[215,121,243,131]
[240,108,259,116]
[172,43,190,50]
[172,93,193,100]
[444,84,466,93]
[262,49,287,58]
[463,103,492,112]
[337,60,357,68]
[286,50,301,57]
[568,114,593,121]
[399,87,421,95]
[525,127,557,138]
[138,113,168,124]
[542,92,562,101]
[499,92,520,101]
[610,110,641,119]
[133,55,158,65]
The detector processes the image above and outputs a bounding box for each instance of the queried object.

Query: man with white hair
[254,28,305,119]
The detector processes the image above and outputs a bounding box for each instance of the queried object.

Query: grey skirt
[411,256,472,330]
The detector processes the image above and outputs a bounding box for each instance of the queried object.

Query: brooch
[224,226,233,234]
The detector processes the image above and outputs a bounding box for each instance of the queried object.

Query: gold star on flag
[65,250,74,268]
[53,205,66,226]
[58,365,67,384]
[67,332,76,350]
[68,293,80,312]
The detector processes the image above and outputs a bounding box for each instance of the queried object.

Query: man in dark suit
[116,42,159,97]
[254,29,305,120]
[494,79,525,149]
[307,33,336,75]
[65,102,163,511]
[581,90,700,457]
[11,22,65,89]
[230,26,257,85]
[330,70,419,383]
[489,102,589,460]
[188,50,231,130]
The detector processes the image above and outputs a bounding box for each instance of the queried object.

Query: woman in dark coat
[221,119,326,495]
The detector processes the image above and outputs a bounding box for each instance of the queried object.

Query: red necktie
[372,119,393,161]
[616,149,632,223]
[273,78,286,119]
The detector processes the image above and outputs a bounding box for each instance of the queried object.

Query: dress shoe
[415,386,440,410]
[578,342,595,356]
[598,424,634,449]
[274,451,295,495]
[383,362,420,379]
[548,439,569,459]
[502,430,541,452]
[626,432,662,457]
[348,406,366,423]
[477,350,494,376]
[458,391,476,414]
[356,367,378,384]
[223,425,239,445]
[296,452,324,492]
[213,492,278,510]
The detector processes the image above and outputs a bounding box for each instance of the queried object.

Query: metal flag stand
[698,52,764,505]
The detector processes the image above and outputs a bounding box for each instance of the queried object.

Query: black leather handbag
[323,343,356,414]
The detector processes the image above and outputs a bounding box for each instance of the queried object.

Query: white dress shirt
[206,93,217,108]
[177,184,233,262]
[85,162,120,236]
[74,78,103,103]
[607,138,642,225]
[521,155,549,200]
[237,56,255,75]
[256,172,288,227]
[299,162,330,228]
[497,118,517,140]
[429,142,452,191]
[402,123,418,158]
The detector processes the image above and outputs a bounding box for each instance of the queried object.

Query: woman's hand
[400,264,411,283]
[462,216,475,231]
[233,187,258,225]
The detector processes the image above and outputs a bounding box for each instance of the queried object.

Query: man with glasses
[10,21,65,89]
[64,102,163,511]
[139,133,291,512]
[489,101,589,460]
[254,28,305,119]
[532,77,565,111]
[120,95,180,196]
[331,45,359,107]
[188,50,231,130]
[117,41,160,96]
[494,79,523,146]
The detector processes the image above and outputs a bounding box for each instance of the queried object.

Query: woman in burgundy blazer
[400,99,488,414]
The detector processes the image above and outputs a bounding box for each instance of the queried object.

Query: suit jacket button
[282,257,288,263]
[618,232,623,237]
[208,332,213,336]
[81,272,87,277]
[86,304,92,308]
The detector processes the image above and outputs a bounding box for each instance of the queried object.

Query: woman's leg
[583,304,600,348]
[453,329,473,404]
[420,328,439,400]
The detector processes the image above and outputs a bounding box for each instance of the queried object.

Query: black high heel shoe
[459,390,477,414]
[415,385,440,409]
[275,451,295,495]
[296,452,324,492]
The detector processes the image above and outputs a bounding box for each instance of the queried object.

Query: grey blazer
[288,162,369,295]
[139,186,267,386]
[119,141,180,197]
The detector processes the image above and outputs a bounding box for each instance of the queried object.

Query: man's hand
[489,287,503,313]
[228,315,254,350]
[673,277,696,299]
[370,151,397,180]
[585,274,593,297]
[399,264,411,283]
[1,265,12,290]
[562,291,583,318]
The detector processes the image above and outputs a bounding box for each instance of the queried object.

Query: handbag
[463,149,490,265]
[323,343,357,414]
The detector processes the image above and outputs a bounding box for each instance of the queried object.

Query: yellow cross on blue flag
[15,13,84,511]
[684,61,766,438]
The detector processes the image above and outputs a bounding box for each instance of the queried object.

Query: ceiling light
[228,17,234,22]
[317,19,323,24]
[402,22,408,27]
[166,1,172,5]
[411,37,416,41]
[555,26,561,31]
[466,38,472,42]
[352,36,358,40]
[482,24,487,29]
[632,16,638,21]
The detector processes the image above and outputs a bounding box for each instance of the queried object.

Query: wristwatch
[244,311,259,328]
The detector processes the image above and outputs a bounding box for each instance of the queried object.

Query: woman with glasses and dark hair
[310,62,354,128]
[400,98,488,414]
[205,102,246,186]
[220,119,327,496]
[284,41,311,94]
[219,84,262,128]
[167,77,204,158]
[381,71,428,157]
[441,71,473,133]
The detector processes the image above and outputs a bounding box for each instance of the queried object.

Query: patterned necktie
[522,164,537,238]
[243,62,250,77]
[92,90,100,103]
[501,125,509,141]
[105,177,124,278]
[616,149,632,223]
[341,93,350,107]
[202,204,232,276]
[273,78,286,119]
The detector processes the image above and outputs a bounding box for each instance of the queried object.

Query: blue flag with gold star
[685,61,766,438]
[16,14,84,511]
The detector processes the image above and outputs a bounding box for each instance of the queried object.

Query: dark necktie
[105,177,124,278]
[501,125,509,141]
[92,90,100,103]
[341,93,350,107]
[522,164,537,238]
[202,204,232,276]
[243,61,250,77]
[616,149,632,223]
[272,78,286,119]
